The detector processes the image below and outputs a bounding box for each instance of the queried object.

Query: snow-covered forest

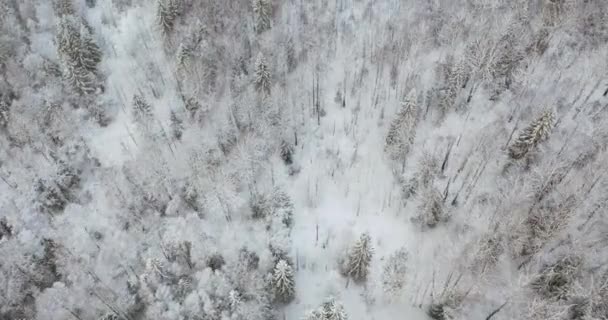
[1,0,607,319]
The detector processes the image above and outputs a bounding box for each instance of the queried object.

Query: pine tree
[382,248,408,296]
[53,0,74,17]
[132,94,153,123]
[63,62,96,94]
[254,52,271,96]
[321,299,348,320]
[346,233,373,282]
[252,0,272,33]
[78,28,102,73]
[413,186,446,228]
[56,16,102,94]
[170,110,183,140]
[156,0,180,35]
[0,99,9,129]
[176,42,192,71]
[385,90,418,163]
[272,259,295,303]
[286,37,296,72]
[304,309,325,320]
[508,109,556,159]
[280,139,294,165]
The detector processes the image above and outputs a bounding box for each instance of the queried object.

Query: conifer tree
[0,99,9,129]
[321,299,348,320]
[346,233,373,282]
[254,52,271,96]
[170,110,183,140]
[508,109,555,159]
[382,248,408,296]
[176,42,192,71]
[280,139,294,165]
[272,259,295,303]
[252,0,272,33]
[53,0,74,17]
[304,309,325,320]
[385,90,418,163]
[132,94,153,123]
[63,62,96,94]
[56,16,102,94]
[156,0,180,35]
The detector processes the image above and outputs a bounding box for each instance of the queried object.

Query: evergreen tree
[132,94,153,123]
[286,37,296,72]
[156,0,180,35]
[321,299,348,320]
[304,309,325,320]
[508,109,556,159]
[176,42,192,71]
[272,259,295,303]
[382,248,408,296]
[385,90,418,163]
[63,62,96,94]
[413,186,447,228]
[53,0,74,17]
[56,16,102,94]
[346,233,373,282]
[170,110,183,140]
[280,139,294,165]
[254,52,271,96]
[252,0,272,33]
[0,99,9,129]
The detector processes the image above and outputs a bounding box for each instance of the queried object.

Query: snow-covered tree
[53,0,74,17]
[176,42,192,71]
[385,90,418,165]
[382,248,408,297]
[280,139,294,165]
[56,16,101,94]
[132,94,153,123]
[345,233,373,283]
[509,109,556,159]
[156,0,180,35]
[272,259,295,303]
[412,186,447,228]
[170,110,183,140]
[252,0,272,33]
[0,99,9,129]
[321,298,348,320]
[254,52,271,96]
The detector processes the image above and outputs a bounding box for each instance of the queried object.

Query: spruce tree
[254,52,271,96]
[382,248,408,296]
[252,0,272,33]
[53,0,74,17]
[280,139,294,165]
[0,99,9,129]
[63,62,96,94]
[132,94,153,123]
[170,110,183,140]
[156,0,180,35]
[304,309,325,320]
[56,16,102,94]
[176,42,192,71]
[346,233,373,282]
[508,109,555,159]
[321,299,348,320]
[385,90,418,163]
[272,259,295,303]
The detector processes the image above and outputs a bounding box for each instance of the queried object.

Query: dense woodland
[0,0,607,319]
